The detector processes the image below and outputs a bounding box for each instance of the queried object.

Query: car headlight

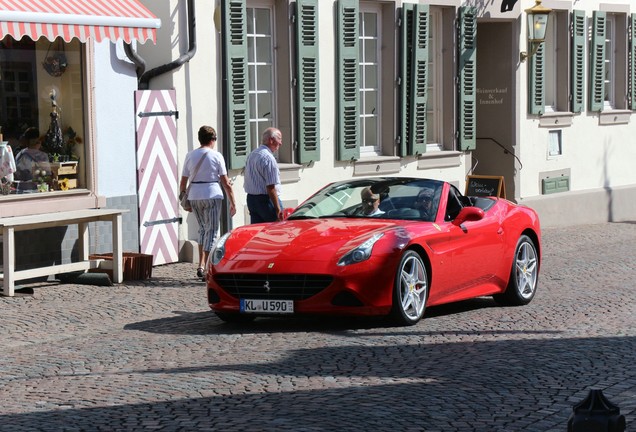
[337,233,384,266]
[210,232,231,265]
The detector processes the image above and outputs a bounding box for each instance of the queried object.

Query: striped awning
[0,0,160,44]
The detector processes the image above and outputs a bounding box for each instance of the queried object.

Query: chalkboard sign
[465,175,506,198]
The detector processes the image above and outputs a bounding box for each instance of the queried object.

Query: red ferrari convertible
[206,177,541,326]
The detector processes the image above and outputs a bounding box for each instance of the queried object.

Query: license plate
[240,299,294,314]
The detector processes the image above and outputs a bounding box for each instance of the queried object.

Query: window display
[0,36,84,195]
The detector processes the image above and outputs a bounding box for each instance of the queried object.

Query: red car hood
[224,218,406,262]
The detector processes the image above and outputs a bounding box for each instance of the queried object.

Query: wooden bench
[0,208,127,296]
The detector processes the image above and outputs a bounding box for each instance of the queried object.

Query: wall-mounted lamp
[520,0,552,62]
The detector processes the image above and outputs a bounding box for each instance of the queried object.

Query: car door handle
[497,228,504,235]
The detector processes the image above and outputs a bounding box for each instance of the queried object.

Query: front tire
[390,250,428,325]
[494,235,538,306]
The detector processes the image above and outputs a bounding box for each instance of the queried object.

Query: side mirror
[452,206,485,226]
[283,208,295,220]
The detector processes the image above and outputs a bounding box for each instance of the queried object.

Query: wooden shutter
[221,0,250,169]
[458,6,477,151]
[630,14,636,110]
[296,0,320,163]
[589,11,606,113]
[528,42,546,115]
[409,4,429,156]
[337,0,359,161]
[398,3,414,157]
[571,10,585,113]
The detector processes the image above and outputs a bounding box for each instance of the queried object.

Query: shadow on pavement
[123,297,502,336]
[1,335,633,431]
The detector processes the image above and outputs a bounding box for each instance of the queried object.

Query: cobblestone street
[1,222,635,431]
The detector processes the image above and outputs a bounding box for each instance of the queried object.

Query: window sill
[279,163,302,183]
[0,189,104,218]
[539,112,574,127]
[417,151,462,170]
[353,156,401,176]
[598,110,631,125]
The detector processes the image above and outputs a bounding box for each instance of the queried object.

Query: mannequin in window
[14,128,50,186]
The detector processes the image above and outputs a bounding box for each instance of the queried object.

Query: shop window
[0,37,85,195]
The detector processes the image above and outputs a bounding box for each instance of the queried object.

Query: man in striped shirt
[243,127,283,223]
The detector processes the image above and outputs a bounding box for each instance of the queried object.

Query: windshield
[288,178,443,222]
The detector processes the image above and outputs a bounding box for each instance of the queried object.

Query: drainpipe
[123,40,146,78]
[124,0,196,90]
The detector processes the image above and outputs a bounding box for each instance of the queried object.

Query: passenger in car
[414,187,435,220]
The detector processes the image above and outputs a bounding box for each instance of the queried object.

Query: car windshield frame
[287,178,444,222]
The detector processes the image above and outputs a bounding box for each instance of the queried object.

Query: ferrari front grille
[214,274,333,300]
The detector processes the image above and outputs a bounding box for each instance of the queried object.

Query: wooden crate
[51,161,78,190]
[51,161,78,176]
[89,252,154,280]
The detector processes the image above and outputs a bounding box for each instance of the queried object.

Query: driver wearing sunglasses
[360,186,385,216]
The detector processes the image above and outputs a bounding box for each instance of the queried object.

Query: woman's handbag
[180,151,208,212]
[180,190,192,212]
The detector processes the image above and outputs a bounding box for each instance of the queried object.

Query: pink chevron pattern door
[135,90,179,265]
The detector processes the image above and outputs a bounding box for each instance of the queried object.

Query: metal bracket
[143,217,182,227]
[138,110,179,119]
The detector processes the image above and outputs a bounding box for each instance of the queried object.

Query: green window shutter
[296,0,320,163]
[630,14,636,110]
[589,11,606,113]
[398,3,414,157]
[409,4,429,156]
[570,10,585,113]
[458,6,477,151]
[528,42,546,115]
[337,0,359,161]
[221,0,250,169]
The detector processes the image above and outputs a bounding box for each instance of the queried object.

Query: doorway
[474,21,518,201]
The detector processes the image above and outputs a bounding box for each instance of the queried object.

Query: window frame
[358,4,383,156]
[602,12,628,111]
[603,13,616,110]
[246,2,278,153]
[543,10,569,113]
[590,10,629,112]
[425,6,456,152]
[426,8,443,150]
